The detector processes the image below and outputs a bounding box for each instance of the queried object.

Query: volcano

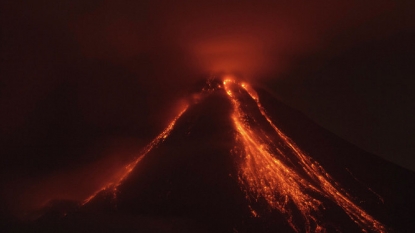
[18,76,415,232]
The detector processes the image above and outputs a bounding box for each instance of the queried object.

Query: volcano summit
[15,76,415,232]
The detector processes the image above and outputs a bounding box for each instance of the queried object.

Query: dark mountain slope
[13,79,415,233]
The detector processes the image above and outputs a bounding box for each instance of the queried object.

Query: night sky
[1,0,415,217]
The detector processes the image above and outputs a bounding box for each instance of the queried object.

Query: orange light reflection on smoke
[223,78,386,233]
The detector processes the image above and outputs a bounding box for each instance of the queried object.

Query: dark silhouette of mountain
[9,78,415,232]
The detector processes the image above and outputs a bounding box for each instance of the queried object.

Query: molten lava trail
[82,106,188,205]
[223,78,386,233]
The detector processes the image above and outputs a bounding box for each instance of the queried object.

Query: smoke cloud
[72,0,395,79]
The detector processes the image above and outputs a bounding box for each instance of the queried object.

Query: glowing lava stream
[82,106,188,205]
[223,78,386,233]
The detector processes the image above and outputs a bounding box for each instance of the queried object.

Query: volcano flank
[16,77,415,233]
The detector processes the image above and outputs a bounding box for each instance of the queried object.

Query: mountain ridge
[11,78,415,232]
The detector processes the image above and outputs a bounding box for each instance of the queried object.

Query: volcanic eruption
[3,1,415,232]
[11,75,415,233]
[4,75,415,232]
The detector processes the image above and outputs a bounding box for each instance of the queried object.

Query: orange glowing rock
[82,105,188,206]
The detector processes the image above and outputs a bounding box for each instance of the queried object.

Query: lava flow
[82,105,188,205]
[223,77,387,233]
[78,77,387,232]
